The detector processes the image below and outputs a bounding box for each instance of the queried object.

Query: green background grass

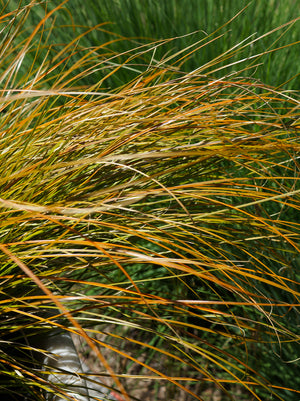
[4,0,300,90]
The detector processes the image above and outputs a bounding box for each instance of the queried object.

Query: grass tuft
[0,2,299,400]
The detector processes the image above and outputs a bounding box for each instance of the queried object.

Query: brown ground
[73,324,249,401]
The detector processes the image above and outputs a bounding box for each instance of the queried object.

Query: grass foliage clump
[0,2,299,400]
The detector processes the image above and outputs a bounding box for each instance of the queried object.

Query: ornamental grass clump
[0,2,299,401]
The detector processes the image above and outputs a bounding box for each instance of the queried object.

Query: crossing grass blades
[0,2,299,400]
